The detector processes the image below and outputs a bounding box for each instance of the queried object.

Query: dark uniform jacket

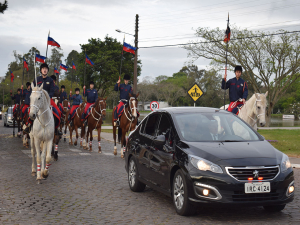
[32,76,55,98]
[83,89,98,103]
[114,83,133,100]
[59,91,67,103]
[53,84,59,98]
[22,89,32,105]
[11,93,22,104]
[69,94,82,105]
[222,77,248,102]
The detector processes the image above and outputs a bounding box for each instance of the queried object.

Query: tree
[0,0,8,13]
[137,77,155,108]
[160,83,185,106]
[77,36,141,91]
[64,50,80,83]
[48,48,64,84]
[185,27,300,124]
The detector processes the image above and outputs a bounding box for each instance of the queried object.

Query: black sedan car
[125,107,294,216]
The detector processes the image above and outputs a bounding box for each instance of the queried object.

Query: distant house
[138,101,169,111]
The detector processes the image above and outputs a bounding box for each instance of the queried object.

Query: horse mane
[42,89,50,105]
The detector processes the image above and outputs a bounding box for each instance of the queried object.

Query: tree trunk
[266,103,274,127]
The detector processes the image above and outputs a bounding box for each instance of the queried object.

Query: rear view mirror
[153,135,166,145]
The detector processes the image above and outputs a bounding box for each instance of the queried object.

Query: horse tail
[118,127,122,143]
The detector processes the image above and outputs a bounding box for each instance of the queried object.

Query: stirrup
[114,120,120,127]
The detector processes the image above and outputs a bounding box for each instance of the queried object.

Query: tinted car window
[144,113,160,136]
[157,114,171,136]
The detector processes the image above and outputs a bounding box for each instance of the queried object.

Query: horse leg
[89,128,93,152]
[43,140,53,179]
[40,141,47,178]
[34,138,42,183]
[54,135,59,161]
[113,126,117,156]
[98,126,101,153]
[64,123,67,142]
[121,128,126,159]
[69,125,73,145]
[30,134,36,176]
[84,126,89,150]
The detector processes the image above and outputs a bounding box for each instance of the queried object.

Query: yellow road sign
[188,83,204,102]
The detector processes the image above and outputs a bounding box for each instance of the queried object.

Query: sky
[1,0,300,82]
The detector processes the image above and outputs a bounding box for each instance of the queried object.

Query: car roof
[155,107,230,115]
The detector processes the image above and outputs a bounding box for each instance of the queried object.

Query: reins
[31,90,52,129]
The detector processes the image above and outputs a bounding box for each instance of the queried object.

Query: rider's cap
[61,85,65,89]
[234,65,243,73]
[75,88,80,92]
[50,75,57,81]
[89,81,94,85]
[26,82,31,87]
[17,88,21,92]
[123,74,130,80]
[40,63,49,73]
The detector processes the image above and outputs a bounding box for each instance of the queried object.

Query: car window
[7,108,12,114]
[174,112,260,142]
[157,114,175,147]
[144,113,160,136]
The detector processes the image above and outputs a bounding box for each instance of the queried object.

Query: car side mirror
[153,135,166,145]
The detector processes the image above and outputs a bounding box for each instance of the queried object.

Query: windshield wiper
[221,140,242,142]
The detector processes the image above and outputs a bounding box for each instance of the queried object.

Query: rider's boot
[114,119,120,127]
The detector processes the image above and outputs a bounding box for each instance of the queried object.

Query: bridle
[239,96,265,127]
[122,97,138,133]
[31,90,51,128]
[91,99,106,128]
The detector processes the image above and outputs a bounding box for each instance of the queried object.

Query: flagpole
[84,49,86,101]
[46,30,50,61]
[223,13,229,110]
[71,59,73,92]
[34,53,37,85]
[119,35,125,88]
[22,56,24,96]
[12,69,15,137]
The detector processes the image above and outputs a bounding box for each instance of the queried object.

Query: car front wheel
[263,204,286,212]
[172,170,195,216]
[128,157,146,192]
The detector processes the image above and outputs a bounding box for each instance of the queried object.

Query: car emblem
[253,170,259,178]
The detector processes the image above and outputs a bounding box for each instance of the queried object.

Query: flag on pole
[60,63,68,71]
[35,54,46,63]
[224,15,230,43]
[10,70,14,82]
[123,42,136,54]
[47,37,61,47]
[54,67,59,74]
[85,54,94,66]
[72,61,76,70]
[23,58,29,71]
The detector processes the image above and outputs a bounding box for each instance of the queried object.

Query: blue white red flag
[72,61,76,70]
[60,63,68,71]
[35,54,46,63]
[85,54,94,66]
[54,67,59,74]
[10,70,14,82]
[23,58,29,71]
[48,37,60,47]
[123,42,136,55]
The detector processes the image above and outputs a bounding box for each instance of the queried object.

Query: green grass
[258,129,300,157]
[271,114,283,118]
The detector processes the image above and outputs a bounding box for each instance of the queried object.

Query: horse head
[29,83,47,120]
[254,92,268,127]
[95,97,107,119]
[62,99,69,114]
[128,93,139,119]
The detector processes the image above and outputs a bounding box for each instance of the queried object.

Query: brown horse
[13,103,22,137]
[69,102,86,147]
[84,97,107,153]
[59,99,70,142]
[112,93,139,158]
[22,109,30,148]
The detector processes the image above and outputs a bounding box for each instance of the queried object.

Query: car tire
[263,204,286,212]
[172,170,195,216]
[128,157,146,192]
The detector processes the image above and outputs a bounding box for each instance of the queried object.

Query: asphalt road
[0,119,299,224]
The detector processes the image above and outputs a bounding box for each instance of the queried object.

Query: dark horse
[112,93,139,158]
[84,97,107,153]
[13,103,23,137]
[59,99,70,142]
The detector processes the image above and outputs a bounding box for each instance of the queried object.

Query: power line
[139,30,300,49]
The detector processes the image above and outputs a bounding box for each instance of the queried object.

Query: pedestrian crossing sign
[188,83,204,102]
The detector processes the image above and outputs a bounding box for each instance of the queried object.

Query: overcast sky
[0,0,299,82]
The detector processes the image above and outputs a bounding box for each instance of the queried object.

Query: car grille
[232,190,279,202]
[226,166,279,181]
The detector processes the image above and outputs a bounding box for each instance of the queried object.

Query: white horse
[29,83,55,183]
[221,92,268,130]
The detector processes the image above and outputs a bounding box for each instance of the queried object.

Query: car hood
[181,140,282,166]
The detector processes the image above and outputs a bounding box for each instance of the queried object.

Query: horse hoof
[98,150,102,153]
[121,155,124,159]
[74,143,77,146]
[42,173,49,179]
[31,172,36,177]
[114,152,117,156]
[64,138,66,142]
[36,180,41,184]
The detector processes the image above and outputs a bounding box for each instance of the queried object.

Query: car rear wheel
[128,157,146,192]
[263,204,286,212]
[172,170,195,216]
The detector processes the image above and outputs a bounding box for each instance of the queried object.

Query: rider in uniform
[10,88,22,114]
[20,82,32,121]
[222,65,248,114]
[59,85,67,103]
[68,87,82,127]
[24,63,62,135]
[113,74,133,126]
[82,81,98,126]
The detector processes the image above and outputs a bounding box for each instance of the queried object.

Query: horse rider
[10,88,22,115]
[113,74,133,126]
[82,81,98,126]
[68,87,82,127]
[50,75,60,98]
[59,85,67,103]
[24,63,62,135]
[222,65,248,114]
[20,82,32,121]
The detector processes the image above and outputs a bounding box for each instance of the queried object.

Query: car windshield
[7,108,12,114]
[174,112,261,142]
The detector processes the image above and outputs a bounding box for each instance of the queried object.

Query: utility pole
[133,14,139,94]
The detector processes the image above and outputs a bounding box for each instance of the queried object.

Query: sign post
[150,101,159,111]
[187,83,204,107]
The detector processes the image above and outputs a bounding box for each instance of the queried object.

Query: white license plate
[245,182,270,193]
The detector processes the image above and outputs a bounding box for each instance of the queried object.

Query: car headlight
[8,116,12,120]
[190,155,223,174]
[281,154,292,172]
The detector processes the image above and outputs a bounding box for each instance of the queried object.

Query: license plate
[245,182,270,193]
